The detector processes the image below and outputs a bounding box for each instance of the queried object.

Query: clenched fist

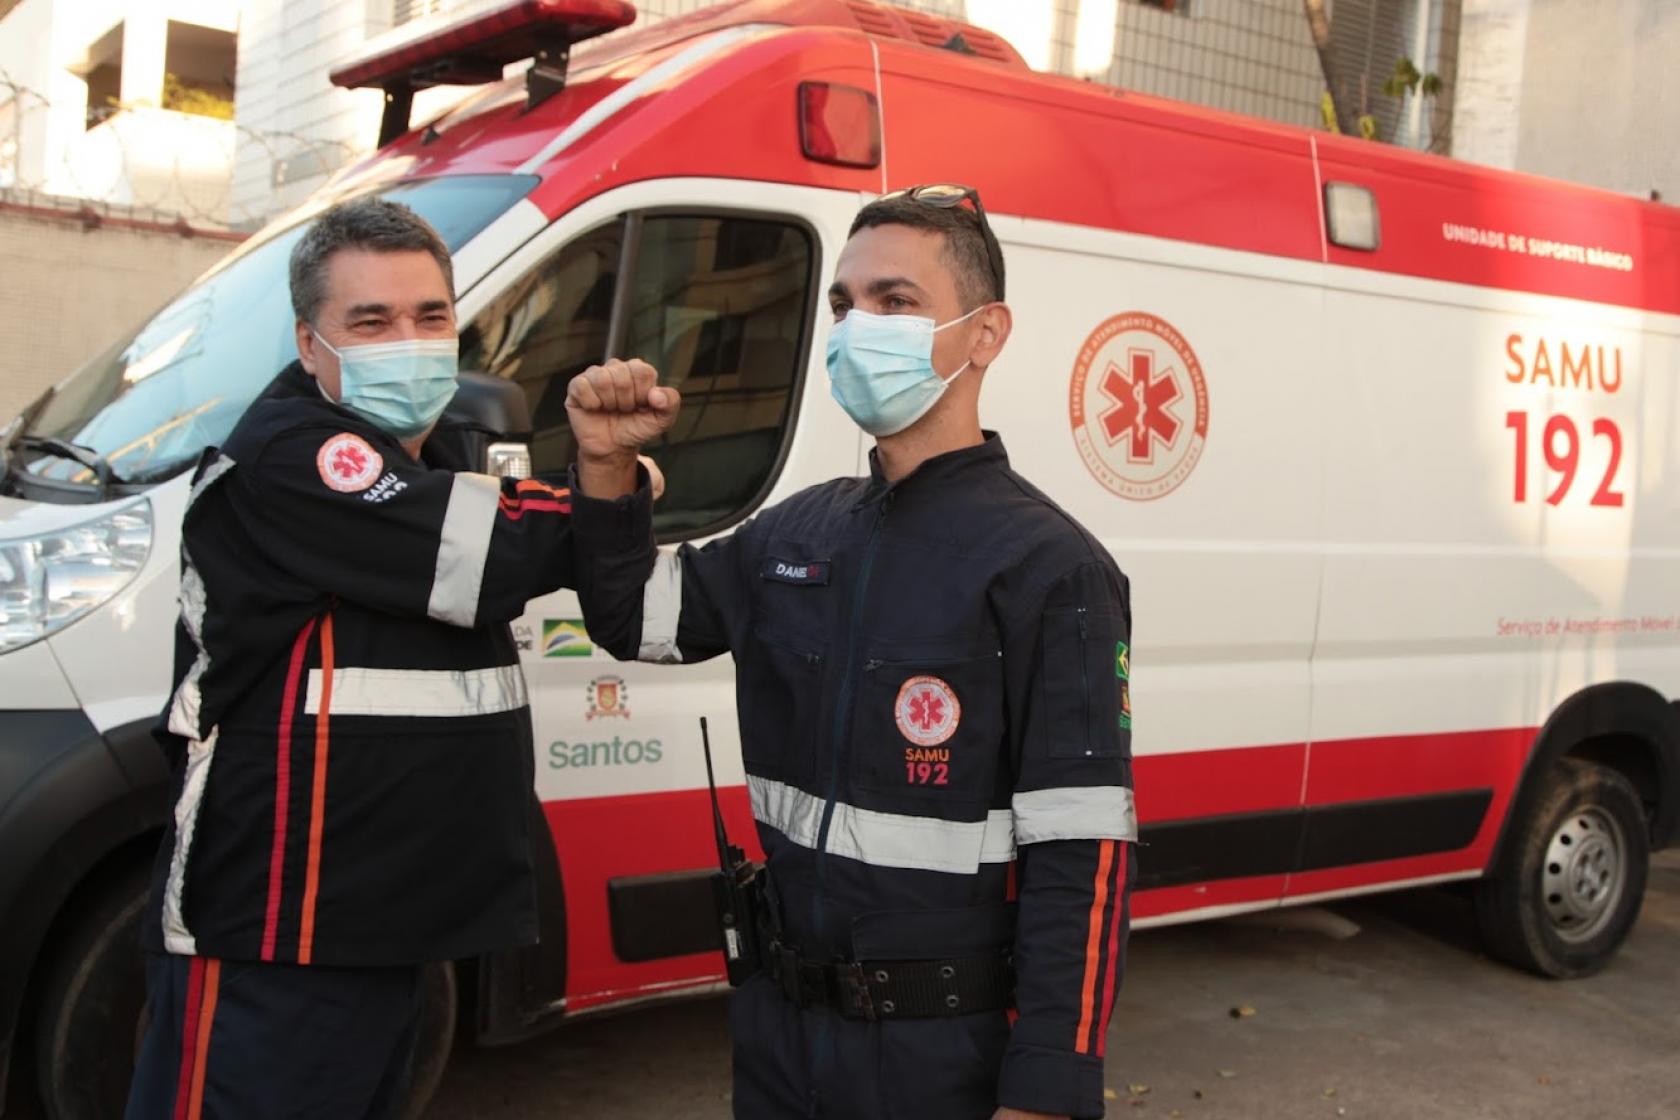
[567,359,680,500]
[566,359,681,461]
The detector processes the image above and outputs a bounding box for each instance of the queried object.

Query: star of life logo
[894,675,961,747]
[1069,312,1209,501]
[316,433,384,493]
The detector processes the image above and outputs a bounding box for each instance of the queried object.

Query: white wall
[0,0,241,216]
[0,205,238,424]
[1453,0,1680,201]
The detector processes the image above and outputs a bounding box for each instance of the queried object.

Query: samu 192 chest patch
[895,675,961,747]
[761,556,831,586]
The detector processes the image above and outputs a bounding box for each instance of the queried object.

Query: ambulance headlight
[0,501,152,654]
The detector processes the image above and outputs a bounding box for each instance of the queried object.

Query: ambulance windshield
[10,174,536,493]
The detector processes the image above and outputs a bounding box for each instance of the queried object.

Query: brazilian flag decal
[542,619,594,658]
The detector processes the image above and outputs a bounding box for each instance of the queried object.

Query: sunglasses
[879,183,1006,301]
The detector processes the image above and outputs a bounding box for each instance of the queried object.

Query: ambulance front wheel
[30,857,455,1120]
[398,961,458,1120]
[33,862,150,1120]
[1475,758,1649,978]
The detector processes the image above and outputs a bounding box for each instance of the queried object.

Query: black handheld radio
[702,717,766,985]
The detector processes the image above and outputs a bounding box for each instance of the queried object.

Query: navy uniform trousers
[730,974,1011,1120]
[124,953,421,1120]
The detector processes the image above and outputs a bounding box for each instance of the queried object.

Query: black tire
[1475,758,1649,978]
[399,961,457,1120]
[31,860,456,1120]
[33,862,150,1120]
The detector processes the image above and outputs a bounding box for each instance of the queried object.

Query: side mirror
[434,371,534,478]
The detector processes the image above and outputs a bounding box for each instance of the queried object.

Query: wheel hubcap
[1540,806,1626,943]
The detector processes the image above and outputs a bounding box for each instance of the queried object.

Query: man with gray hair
[124,196,679,1118]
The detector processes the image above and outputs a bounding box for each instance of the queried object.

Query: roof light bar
[330,0,638,148]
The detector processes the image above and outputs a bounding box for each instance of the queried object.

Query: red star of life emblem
[908,691,945,733]
[332,443,368,479]
[316,432,383,493]
[1099,348,1182,462]
[895,675,960,747]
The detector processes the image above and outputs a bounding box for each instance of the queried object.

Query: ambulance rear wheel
[1475,759,1648,978]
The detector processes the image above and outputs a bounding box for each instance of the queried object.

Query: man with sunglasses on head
[565,185,1136,1120]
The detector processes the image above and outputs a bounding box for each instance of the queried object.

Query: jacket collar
[863,431,1008,498]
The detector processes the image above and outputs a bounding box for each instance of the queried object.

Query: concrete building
[1453,0,1678,201]
[0,0,239,221]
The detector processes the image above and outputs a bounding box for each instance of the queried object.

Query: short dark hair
[288,196,455,325]
[848,196,1005,310]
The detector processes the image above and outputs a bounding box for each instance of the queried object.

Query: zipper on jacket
[811,491,892,931]
[1077,607,1091,756]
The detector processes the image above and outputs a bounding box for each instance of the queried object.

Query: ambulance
[3,0,1677,1115]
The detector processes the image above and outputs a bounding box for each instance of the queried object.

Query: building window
[163,21,236,120]
[76,23,124,129]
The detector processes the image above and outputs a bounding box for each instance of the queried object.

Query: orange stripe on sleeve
[184,958,221,1120]
[1074,839,1116,1054]
[1095,843,1129,1057]
[297,612,335,965]
[513,479,570,498]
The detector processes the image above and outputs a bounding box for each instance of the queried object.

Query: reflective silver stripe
[428,473,502,628]
[161,729,218,955]
[166,550,214,739]
[1013,785,1138,845]
[187,453,235,509]
[639,548,684,663]
[748,775,1015,875]
[167,458,232,740]
[304,664,529,718]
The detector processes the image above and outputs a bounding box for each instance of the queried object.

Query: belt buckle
[837,962,875,1021]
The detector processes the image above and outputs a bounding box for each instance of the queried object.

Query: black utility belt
[764,939,1014,1020]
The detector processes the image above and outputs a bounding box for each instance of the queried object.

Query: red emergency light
[330,0,638,147]
[798,82,879,169]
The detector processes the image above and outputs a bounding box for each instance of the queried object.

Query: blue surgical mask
[826,307,983,437]
[314,332,459,440]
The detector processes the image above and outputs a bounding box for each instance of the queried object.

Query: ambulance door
[981,220,1325,925]
[1298,182,1663,901]
[454,179,859,1011]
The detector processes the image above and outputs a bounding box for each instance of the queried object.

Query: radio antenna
[700,717,733,871]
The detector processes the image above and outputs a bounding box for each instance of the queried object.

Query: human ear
[971,303,1012,370]
[296,321,319,375]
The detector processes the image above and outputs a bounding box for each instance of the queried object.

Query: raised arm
[564,359,757,664]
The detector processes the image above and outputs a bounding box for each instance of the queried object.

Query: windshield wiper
[15,436,124,498]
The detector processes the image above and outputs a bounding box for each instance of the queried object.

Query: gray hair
[288,196,455,325]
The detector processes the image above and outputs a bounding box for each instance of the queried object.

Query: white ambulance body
[2,1,1676,1115]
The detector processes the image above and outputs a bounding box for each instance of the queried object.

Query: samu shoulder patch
[316,432,384,493]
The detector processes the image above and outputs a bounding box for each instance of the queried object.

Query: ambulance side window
[461,212,814,541]
[620,215,813,538]
[459,221,624,476]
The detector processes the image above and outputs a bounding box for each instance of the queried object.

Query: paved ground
[430,851,1680,1119]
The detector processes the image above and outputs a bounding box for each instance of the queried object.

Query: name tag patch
[761,557,831,586]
